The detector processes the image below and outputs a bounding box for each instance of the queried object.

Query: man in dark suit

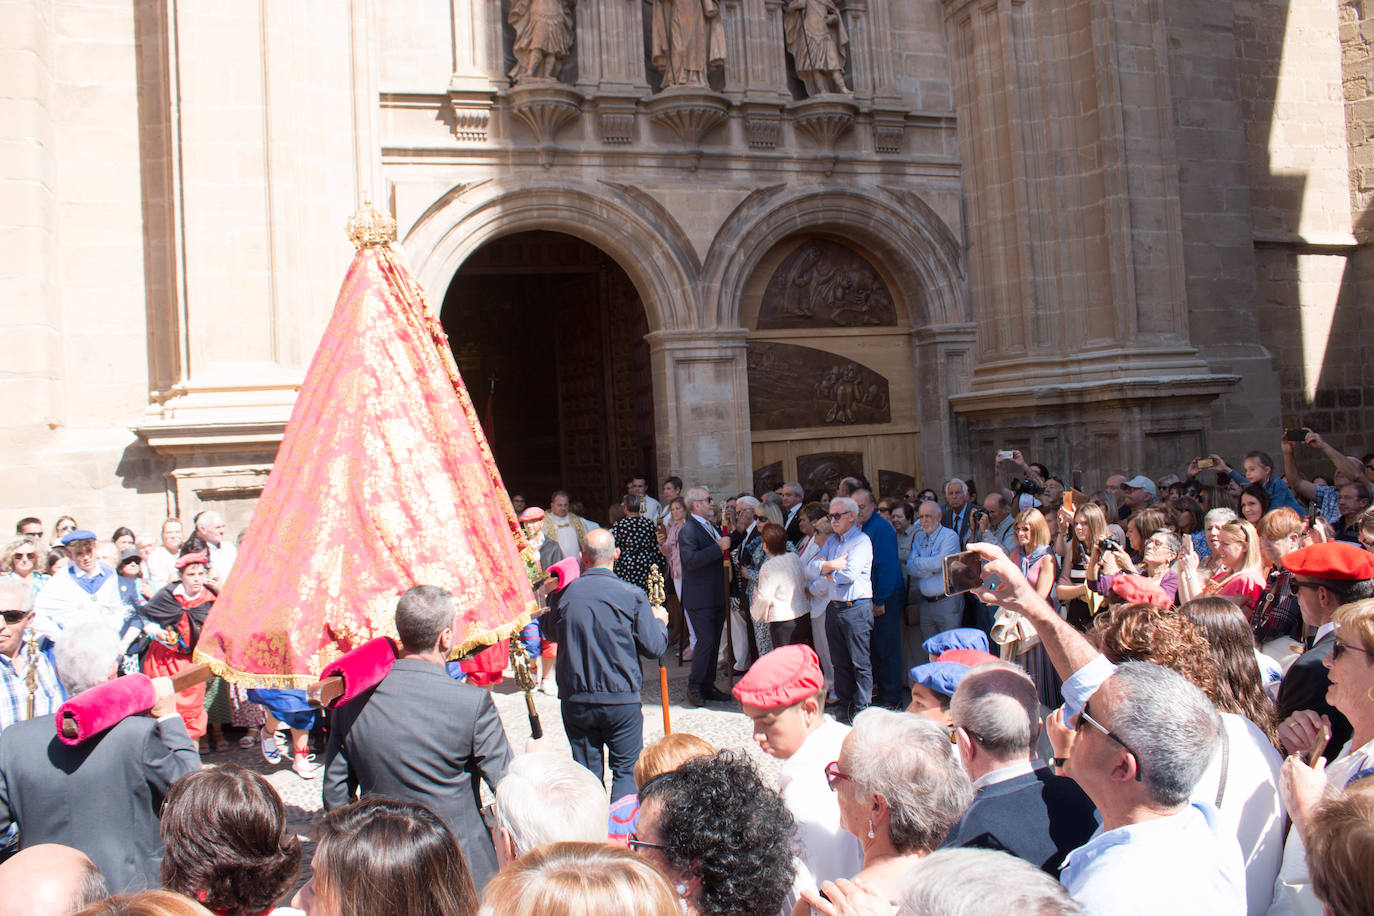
[942,477,976,549]
[1274,542,1374,761]
[543,528,669,801]
[779,481,806,547]
[323,585,514,890]
[941,663,1096,874]
[0,620,200,893]
[678,486,734,706]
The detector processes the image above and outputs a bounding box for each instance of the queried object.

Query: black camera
[1010,477,1045,496]
[971,508,988,522]
[1097,537,1121,553]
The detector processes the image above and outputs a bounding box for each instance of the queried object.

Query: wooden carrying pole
[59,663,213,741]
[648,566,671,734]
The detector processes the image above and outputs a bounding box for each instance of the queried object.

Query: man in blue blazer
[678,486,734,706]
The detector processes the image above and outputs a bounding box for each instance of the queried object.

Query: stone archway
[441,231,655,523]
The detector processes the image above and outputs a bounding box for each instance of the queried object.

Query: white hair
[494,752,611,858]
[54,618,124,696]
[1107,662,1220,808]
[1204,507,1237,527]
[828,496,858,516]
[945,478,969,497]
[898,848,1083,916]
[736,496,761,513]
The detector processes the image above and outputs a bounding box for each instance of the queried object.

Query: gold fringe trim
[450,596,538,660]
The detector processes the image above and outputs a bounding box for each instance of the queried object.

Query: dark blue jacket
[940,768,1098,875]
[861,512,903,597]
[544,567,669,705]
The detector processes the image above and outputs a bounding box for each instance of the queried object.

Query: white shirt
[797,536,831,618]
[31,566,127,641]
[640,495,662,522]
[1061,802,1247,916]
[1266,736,1374,916]
[146,545,178,591]
[779,717,863,912]
[970,758,1041,791]
[549,514,596,562]
[207,540,238,583]
[1193,713,1285,916]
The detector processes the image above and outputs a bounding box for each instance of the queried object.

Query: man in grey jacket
[0,619,199,893]
[323,585,514,890]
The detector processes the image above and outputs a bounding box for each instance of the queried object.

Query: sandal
[238,729,260,749]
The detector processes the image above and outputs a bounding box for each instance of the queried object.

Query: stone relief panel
[878,469,915,500]
[796,451,865,498]
[758,240,898,329]
[748,342,891,430]
[783,0,851,96]
[753,460,783,496]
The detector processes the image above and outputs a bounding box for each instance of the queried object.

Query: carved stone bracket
[870,109,906,155]
[447,88,495,142]
[645,88,729,168]
[792,96,858,175]
[508,81,583,168]
[594,95,639,145]
[742,101,783,150]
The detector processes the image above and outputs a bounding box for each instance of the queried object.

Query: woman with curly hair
[633,751,795,916]
[797,709,972,912]
[1085,602,1283,914]
[159,765,300,915]
[2,536,48,608]
[483,842,680,916]
[294,798,477,916]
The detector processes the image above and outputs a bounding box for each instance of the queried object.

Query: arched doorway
[441,231,656,524]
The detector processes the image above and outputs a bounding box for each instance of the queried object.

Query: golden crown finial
[346,200,397,250]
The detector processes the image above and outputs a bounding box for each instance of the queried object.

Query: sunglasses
[627,833,666,853]
[1075,701,1143,782]
[11,553,36,562]
[823,760,852,790]
[827,511,854,521]
[1,611,27,625]
[56,524,75,533]
[1330,640,1373,662]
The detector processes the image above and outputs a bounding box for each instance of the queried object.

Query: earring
[676,883,688,898]
[867,817,875,839]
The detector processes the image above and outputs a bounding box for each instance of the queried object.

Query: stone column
[646,328,752,495]
[939,0,1240,472]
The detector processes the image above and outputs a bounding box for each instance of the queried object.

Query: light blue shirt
[806,526,873,601]
[1060,802,1246,916]
[905,525,960,599]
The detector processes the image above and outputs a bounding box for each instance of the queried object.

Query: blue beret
[922,627,990,657]
[60,529,98,545]
[908,661,971,700]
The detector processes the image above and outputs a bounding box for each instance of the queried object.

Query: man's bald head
[582,527,618,568]
[0,844,106,916]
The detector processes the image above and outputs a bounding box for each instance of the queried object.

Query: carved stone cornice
[791,96,858,174]
[741,101,783,150]
[593,94,639,145]
[507,81,583,166]
[645,88,730,147]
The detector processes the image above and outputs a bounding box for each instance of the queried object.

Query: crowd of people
[1,425,1373,914]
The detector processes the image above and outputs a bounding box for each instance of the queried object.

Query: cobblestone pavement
[202,655,774,892]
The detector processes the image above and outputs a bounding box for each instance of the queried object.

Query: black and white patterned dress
[611,515,668,594]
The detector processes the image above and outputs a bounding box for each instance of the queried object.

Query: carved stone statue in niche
[509,0,576,83]
[784,0,850,96]
[650,0,726,89]
[758,240,897,330]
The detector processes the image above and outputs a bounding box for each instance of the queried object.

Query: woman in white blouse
[751,522,812,648]
[796,504,835,691]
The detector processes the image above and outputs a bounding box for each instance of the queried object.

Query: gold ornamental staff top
[346,201,398,250]
[647,565,666,614]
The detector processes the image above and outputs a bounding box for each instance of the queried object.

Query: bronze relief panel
[758,240,898,329]
[748,341,891,430]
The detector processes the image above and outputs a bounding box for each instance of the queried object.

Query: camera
[1009,477,1045,497]
[971,508,988,523]
[1097,537,1121,553]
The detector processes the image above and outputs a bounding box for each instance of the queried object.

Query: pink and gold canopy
[195,205,536,686]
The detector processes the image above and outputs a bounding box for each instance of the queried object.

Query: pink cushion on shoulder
[56,674,158,746]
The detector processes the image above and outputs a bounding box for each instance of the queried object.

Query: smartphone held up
[943,550,985,596]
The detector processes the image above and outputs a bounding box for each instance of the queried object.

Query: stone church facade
[5,0,1373,531]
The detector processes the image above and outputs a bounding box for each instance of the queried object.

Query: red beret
[1282,542,1374,581]
[935,648,1000,668]
[174,551,208,570]
[1109,574,1171,607]
[519,507,546,523]
[732,645,824,709]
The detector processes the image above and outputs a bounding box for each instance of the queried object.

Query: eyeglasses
[823,760,852,790]
[11,553,36,562]
[950,725,987,746]
[0,611,27,625]
[56,524,75,533]
[20,531,41,539]
[1290,580,1324,593]
[1330,640,1373,662]
[827,511,854,521]
[627,833,666,853]
[878,508,892,515]
[1075,701,1143,782]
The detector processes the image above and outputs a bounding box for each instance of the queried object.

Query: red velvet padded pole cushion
[318,636,398,707]
[55,674,158,746]
[548,557,581,592]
